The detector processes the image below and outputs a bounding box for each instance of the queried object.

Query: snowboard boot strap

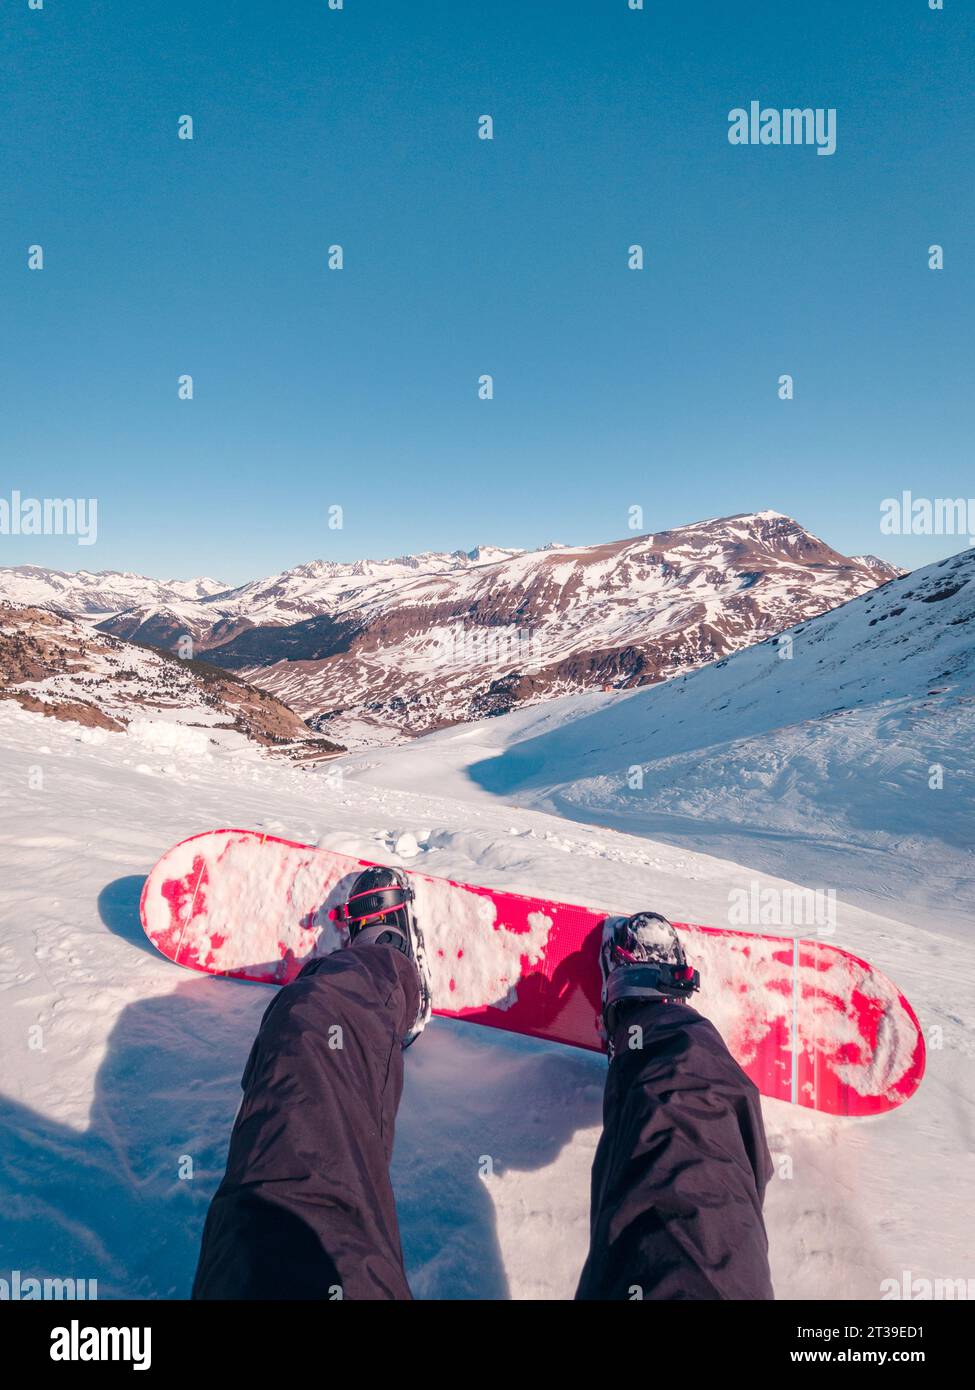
[605,961,700,1015]
[329,882,414,929]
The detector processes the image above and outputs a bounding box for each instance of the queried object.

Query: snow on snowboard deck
[141,828,925,1117]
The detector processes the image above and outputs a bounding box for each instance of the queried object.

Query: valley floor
[0,699,972,1300]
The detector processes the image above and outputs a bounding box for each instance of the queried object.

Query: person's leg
[193,943,419,1301]
[576,999,774,1301]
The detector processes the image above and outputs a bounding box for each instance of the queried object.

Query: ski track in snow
[0,698,972,1301]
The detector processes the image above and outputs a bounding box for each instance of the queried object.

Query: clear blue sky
[2,0,972,583]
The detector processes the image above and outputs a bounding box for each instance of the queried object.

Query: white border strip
[791,936,801,1104]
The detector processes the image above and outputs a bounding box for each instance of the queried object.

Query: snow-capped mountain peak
[464,545,526,566]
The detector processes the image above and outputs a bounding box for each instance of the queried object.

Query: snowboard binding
[330,866,433,1048]
[600,912,700,1053]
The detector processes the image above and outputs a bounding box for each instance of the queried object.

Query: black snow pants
[192,946,774,1301]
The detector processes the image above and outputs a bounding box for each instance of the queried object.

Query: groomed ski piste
[1,549,973,1300]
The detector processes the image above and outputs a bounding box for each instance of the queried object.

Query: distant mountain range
[0,566,229,614]
[0,512,903,745]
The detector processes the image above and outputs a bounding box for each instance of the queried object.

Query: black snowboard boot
[600,911,700,1057]
[330,866,432,1047]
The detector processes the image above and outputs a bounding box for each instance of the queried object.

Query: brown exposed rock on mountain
[0,604,343,757]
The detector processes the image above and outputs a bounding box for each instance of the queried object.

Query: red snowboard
[140,828,925,1117]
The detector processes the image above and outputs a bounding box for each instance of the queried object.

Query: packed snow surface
[0,703,969,1300]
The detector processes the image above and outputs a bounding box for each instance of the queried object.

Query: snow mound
[126,719,213,758]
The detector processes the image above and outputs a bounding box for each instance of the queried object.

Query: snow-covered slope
[461,548,975,932]
[0,604,339,756]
